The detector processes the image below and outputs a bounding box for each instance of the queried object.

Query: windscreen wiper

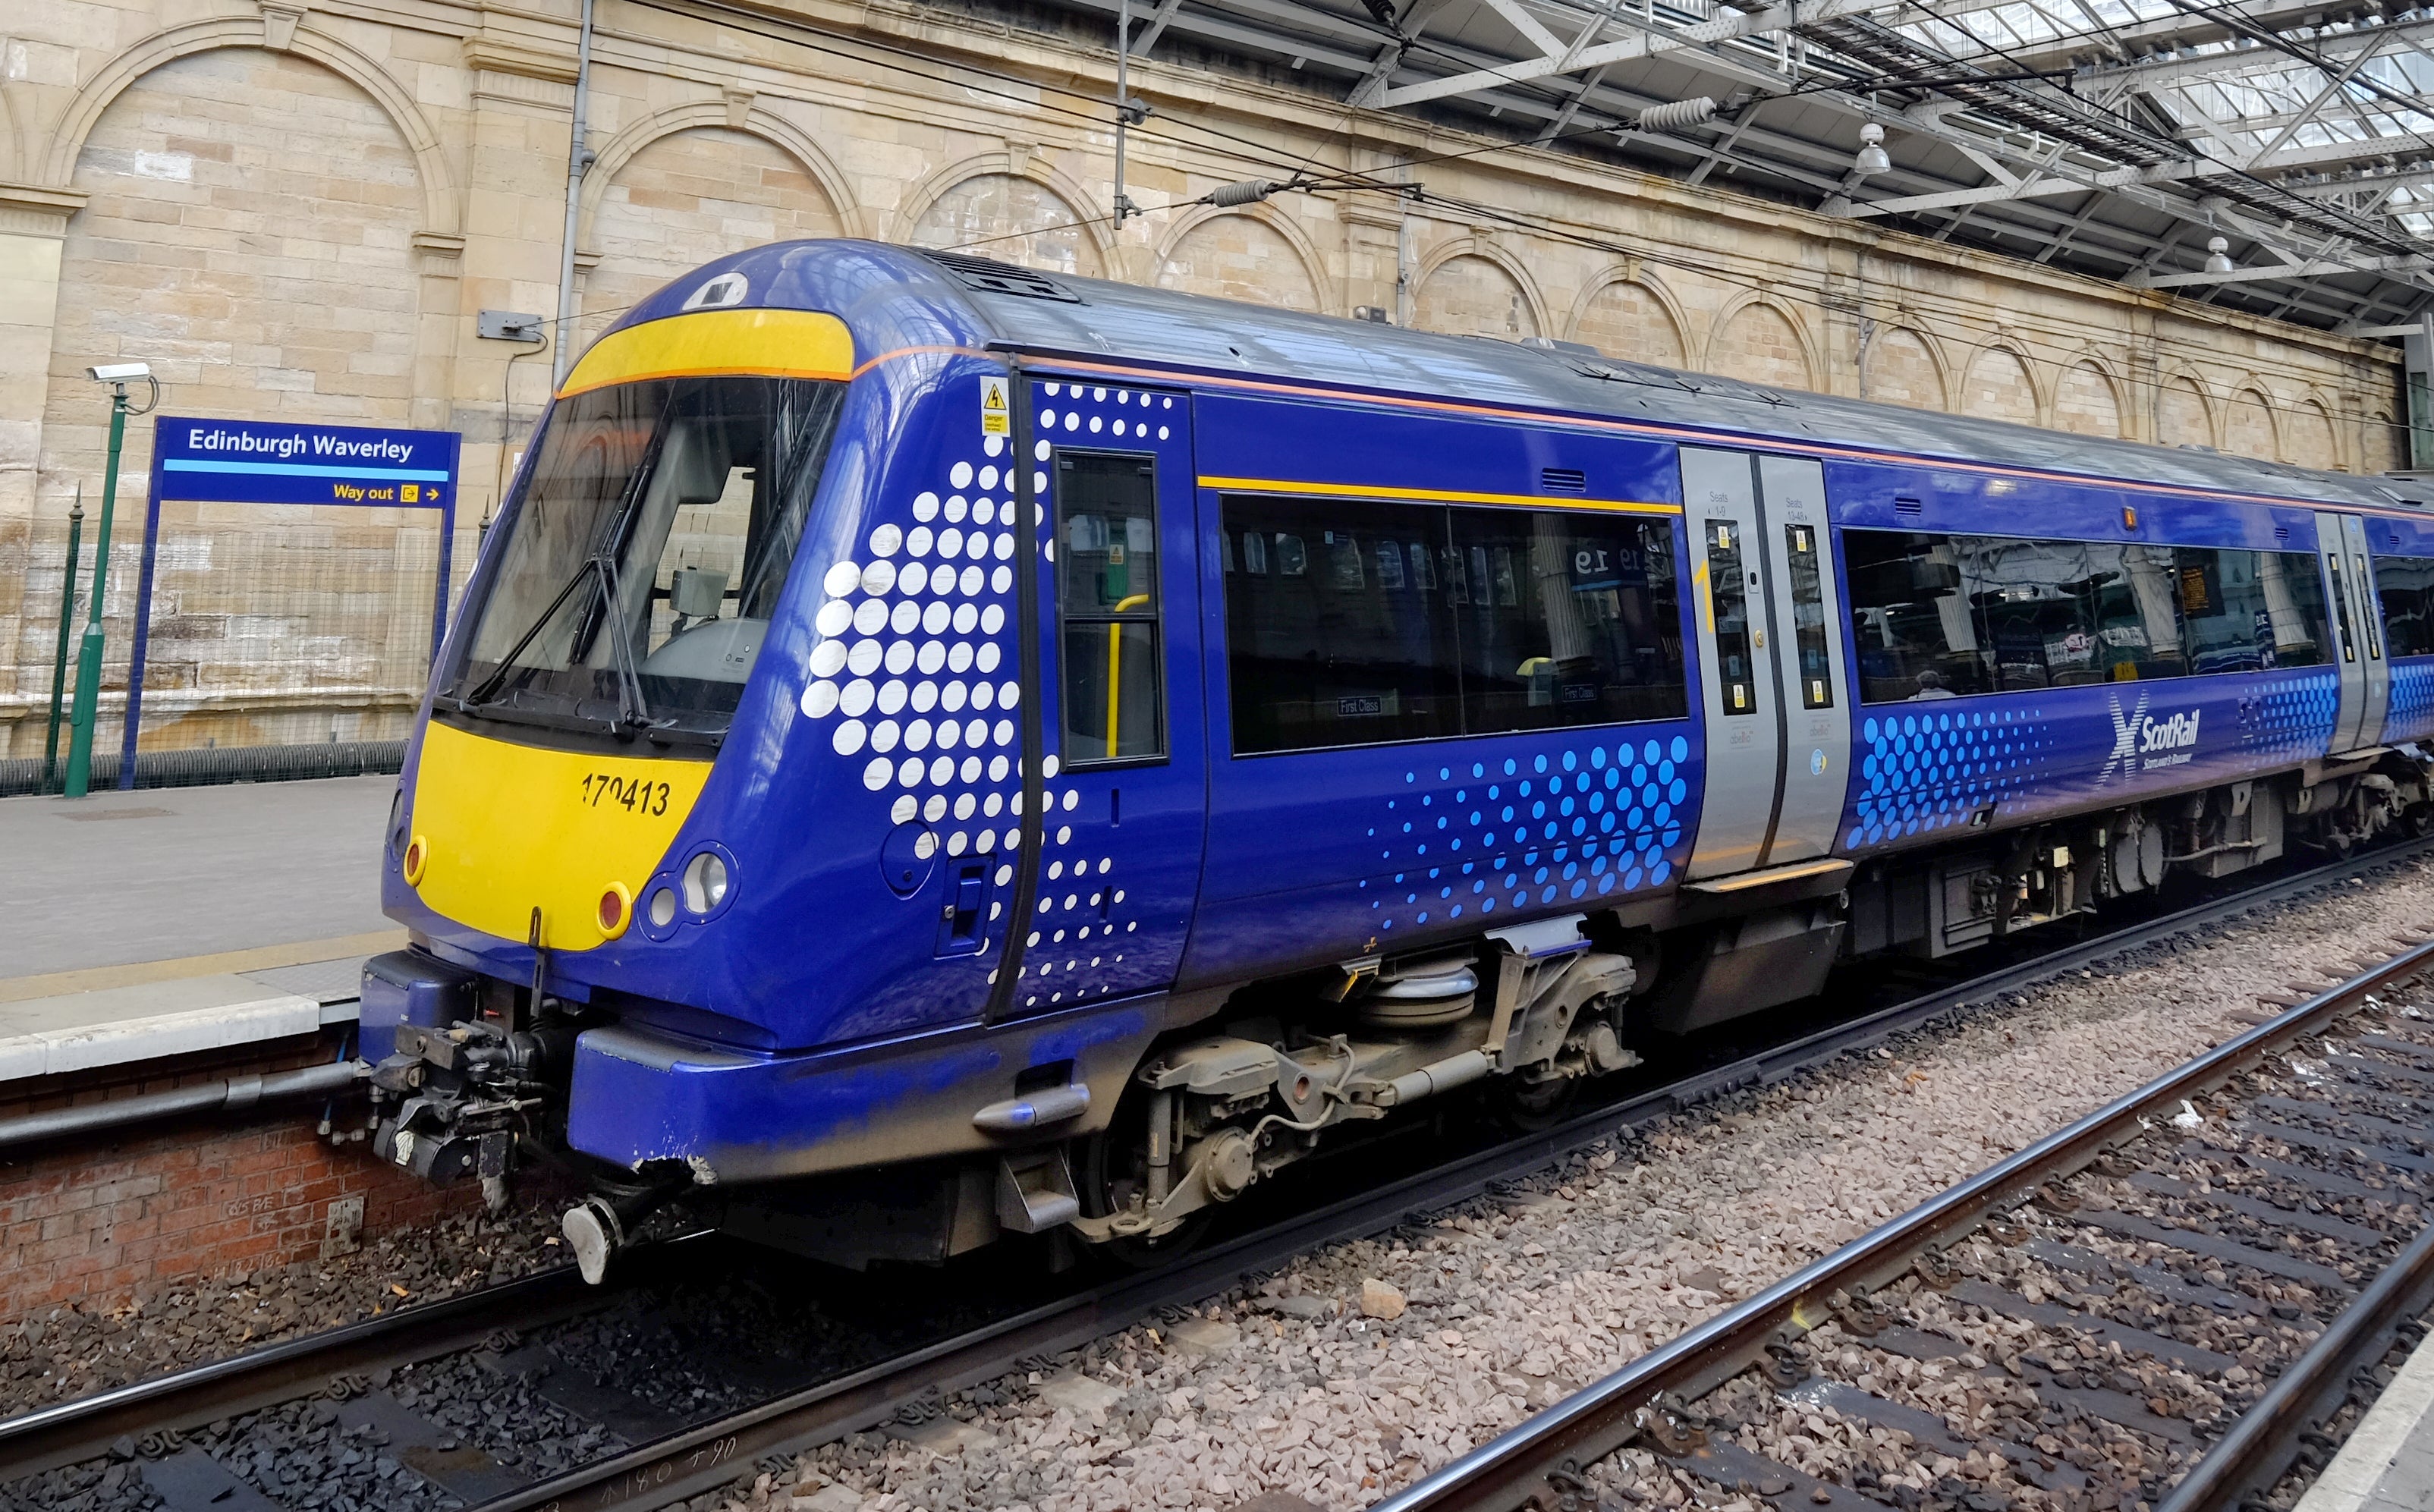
[457,556,603,712]
[590,546,668,740]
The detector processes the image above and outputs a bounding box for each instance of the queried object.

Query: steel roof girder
[1373,0,1872,108]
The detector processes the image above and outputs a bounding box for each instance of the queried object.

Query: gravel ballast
[728,861,2434,1512]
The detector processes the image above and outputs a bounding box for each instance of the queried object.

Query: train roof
[621,240,2424,516]
[929,252,2421,517]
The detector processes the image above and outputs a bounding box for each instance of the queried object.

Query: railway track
[7,841,2432,1512]
[1373,936,2434,1511]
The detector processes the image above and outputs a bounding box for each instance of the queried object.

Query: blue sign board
[120,416,464,787]
[153,417,460,508]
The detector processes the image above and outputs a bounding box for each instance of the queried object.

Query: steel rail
[0,1234,712,1482]
[461,844,2434,1512]
[7,838,2424,1502]
[2156,1201,2434,1511]
[1365,941,2434,1512]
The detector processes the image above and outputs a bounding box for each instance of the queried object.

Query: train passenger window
[1846,527,2334,703]
[1970,539,2187,690]
[1219,495,1686,755]
[1702,521,1757,715]
[2376,555,2434,659]
[1223,495,1461,753]
[1840,530,1990,703]
[1784,524,1833,709]
[1055,453,1164,765]
[2173,546,2330,671]
[1447,508,1687,735]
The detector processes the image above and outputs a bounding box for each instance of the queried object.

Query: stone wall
[0,0,2408,754]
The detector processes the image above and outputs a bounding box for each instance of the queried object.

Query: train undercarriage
[365,749,2434,1281]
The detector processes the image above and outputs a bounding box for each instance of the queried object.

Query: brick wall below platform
[0,1036,485,1324]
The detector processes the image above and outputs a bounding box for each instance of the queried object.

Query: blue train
[365,240,2434,1279]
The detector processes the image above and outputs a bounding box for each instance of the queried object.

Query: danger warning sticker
[981,376,1010,436]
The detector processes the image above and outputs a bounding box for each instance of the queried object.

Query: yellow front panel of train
[407,721,712,951]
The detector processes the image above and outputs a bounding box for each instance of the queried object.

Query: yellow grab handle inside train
[1107,593,1151,758]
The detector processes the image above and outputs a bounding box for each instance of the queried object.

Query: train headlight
[682,851,729,915]
[647,886,678,928]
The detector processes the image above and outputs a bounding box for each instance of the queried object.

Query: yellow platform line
[0,929,407,1005]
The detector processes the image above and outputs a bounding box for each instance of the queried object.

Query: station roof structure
[1051,0,2434,335]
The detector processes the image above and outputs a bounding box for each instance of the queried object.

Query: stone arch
[2225,380,2280,461]
[1958,341,2040,424]
[2285,393,2341,471]
[1566,269,1688,369]
[1411,239,1548,341]
[2158,369,2215,451]
[1153,204,1329,313]
[42,42,434,747]
[580,102,864,243]
[577,117,852,348]
[1861,325,1947,410]
[1701,292,1819,391]
[896,153,1112,278]
[2051,356,2124,438]
[37,17,456,235]
[2366,408,2404,474]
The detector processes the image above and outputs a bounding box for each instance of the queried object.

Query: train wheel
[1074,1107,1212,1270]
[1495,1074,1580,1133]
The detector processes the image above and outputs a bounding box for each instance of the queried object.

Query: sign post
[121,417,463,789]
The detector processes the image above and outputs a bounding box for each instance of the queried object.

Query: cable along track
[6,844,2433,1512]
[1374,938,2434,1512]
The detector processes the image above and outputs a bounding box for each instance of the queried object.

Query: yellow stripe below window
[560,308,857,398]
[1198,476,1680,515]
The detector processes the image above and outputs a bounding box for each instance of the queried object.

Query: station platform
[0,775,401,1085]
[2298,1325,2434,1512]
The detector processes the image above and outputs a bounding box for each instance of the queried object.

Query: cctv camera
[86,363,153,382]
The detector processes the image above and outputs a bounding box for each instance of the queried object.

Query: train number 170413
[580,772,672,816]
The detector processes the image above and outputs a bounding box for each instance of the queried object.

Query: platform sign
[119,416,463,787]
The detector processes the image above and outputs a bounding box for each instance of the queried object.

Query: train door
[1681,449,1772,879]
[995,378,1207,1019]
[1753,455,1854,863]
[2316,511,2390,753]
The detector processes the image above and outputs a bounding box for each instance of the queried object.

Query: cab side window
[1055,453,1165,765]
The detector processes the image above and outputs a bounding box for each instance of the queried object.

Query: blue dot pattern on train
[1845,670,2338,850]
[2386,658,2434,743]
[1360,737,1693,932]
[1850,708,2051,848]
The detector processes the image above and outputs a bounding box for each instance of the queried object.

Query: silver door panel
[1754,455,1853,864]
[2316,511,2373,753]
[1681,448,1778,879]
[2338,514,2390,746]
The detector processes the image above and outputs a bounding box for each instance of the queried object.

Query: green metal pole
[41,487,85,796]
[64,387,128,800]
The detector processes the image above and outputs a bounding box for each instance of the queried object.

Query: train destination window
[1843,526,2331,704]
[1703,521,1758,715]
[1055,453,1165,765]
[1222,495,1686,755]
[1784,524,1834,709]
[2376,555,2434,659]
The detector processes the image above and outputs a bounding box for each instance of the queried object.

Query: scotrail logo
[2100,690,2202,783]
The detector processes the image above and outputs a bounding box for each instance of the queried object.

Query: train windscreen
[441,375,847,747]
